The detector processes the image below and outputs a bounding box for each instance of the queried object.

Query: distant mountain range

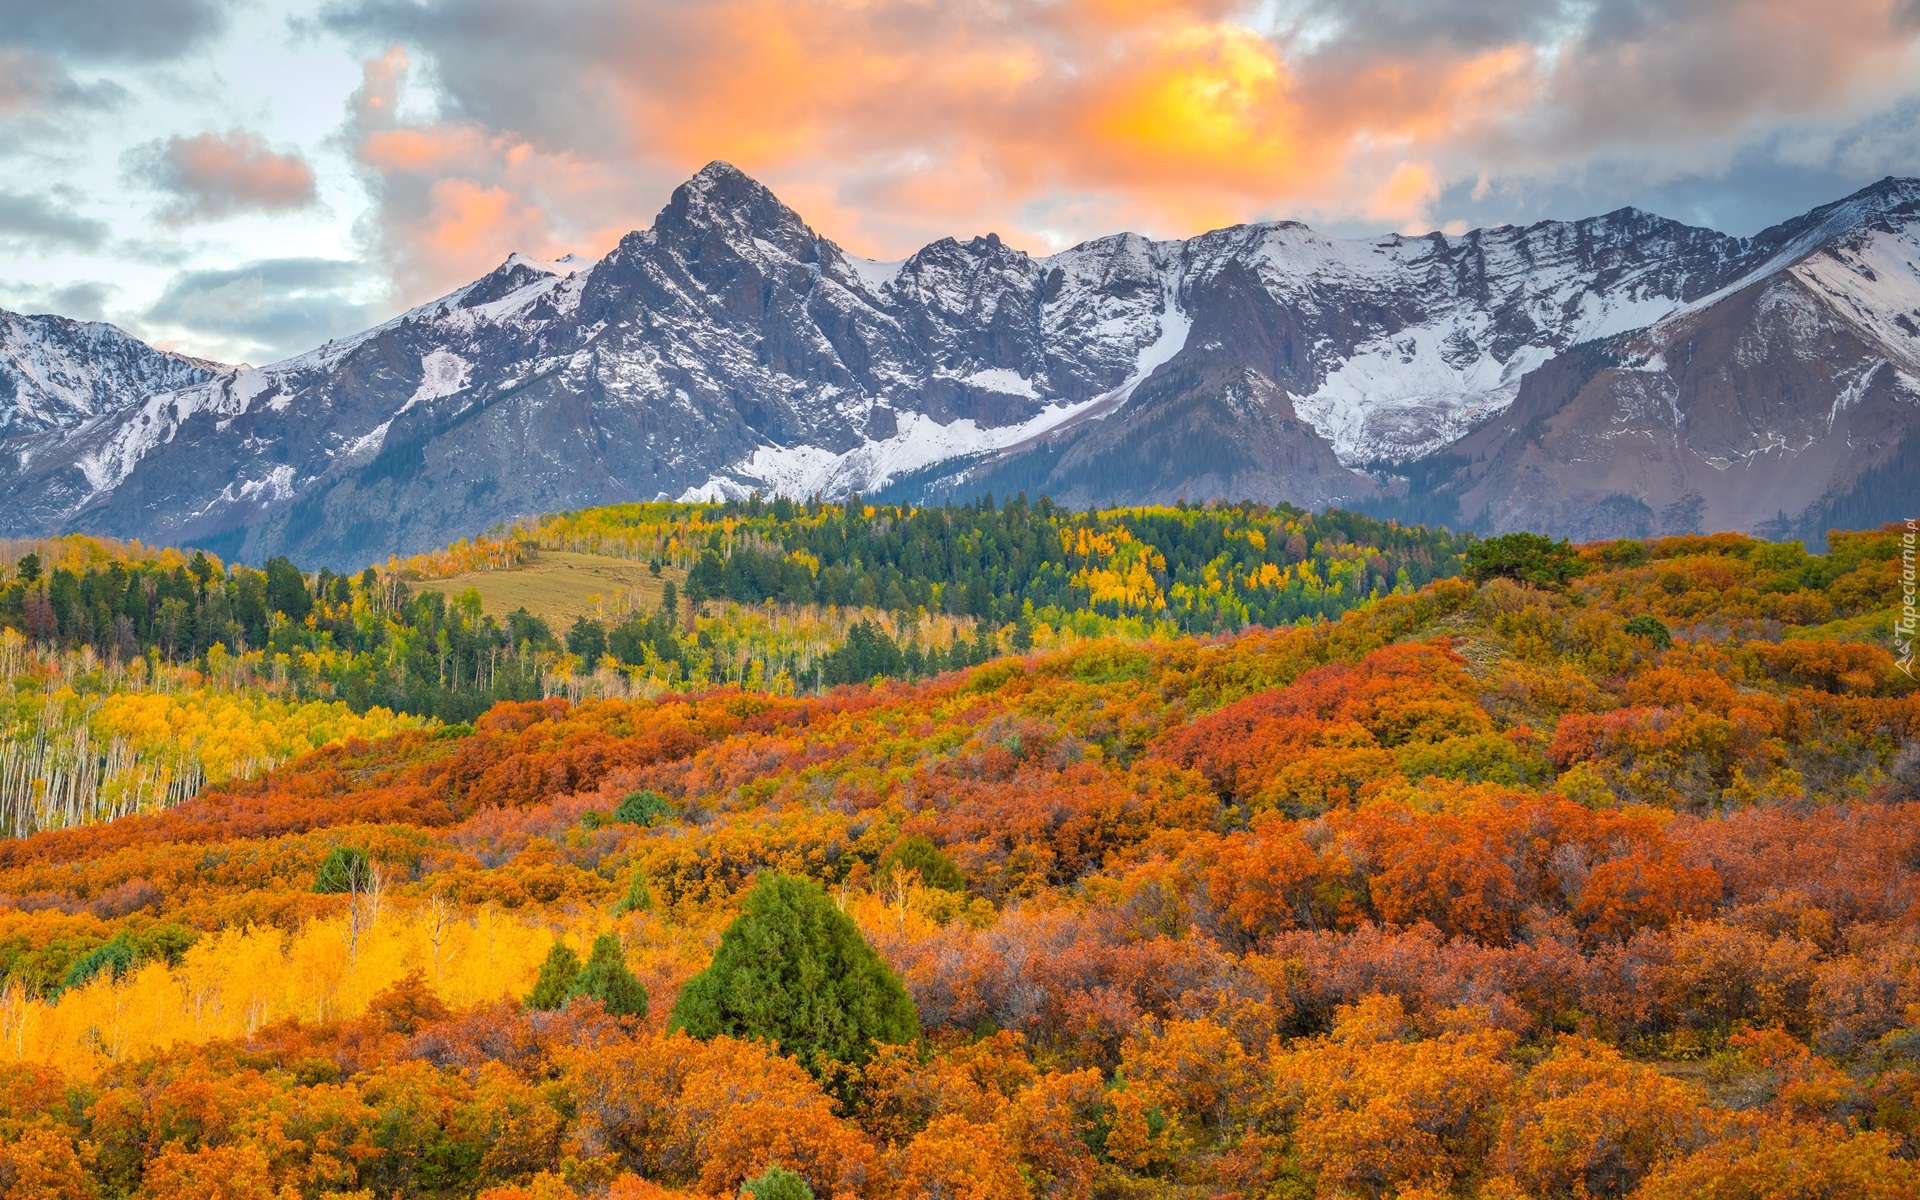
[4,164,1918,567]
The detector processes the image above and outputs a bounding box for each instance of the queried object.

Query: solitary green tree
[876,834,966,893]
[525,941,582,1011]
[1624,614,1673,649]
[569,933,649,1018]
[669,874,918,1073]
[613,866,654,914]
[613,789,674,826]
[312,846,373,894]
[741,1164,813,1200]
[1466,532,1582,590]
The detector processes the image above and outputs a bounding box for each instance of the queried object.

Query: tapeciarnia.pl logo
[1899,517,1917,679]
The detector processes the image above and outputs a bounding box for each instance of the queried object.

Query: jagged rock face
[1422,184,1920,544]
[2,165,1918,567]
[953,360,1376,513]
[0,311,222,438]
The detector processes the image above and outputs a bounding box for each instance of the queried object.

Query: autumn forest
[0,505,1915,1200]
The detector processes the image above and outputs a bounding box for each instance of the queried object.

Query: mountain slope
[3,167,1918,566]
[1397,179,1920,542]
[0,310,223,438]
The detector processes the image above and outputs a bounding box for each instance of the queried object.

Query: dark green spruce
[668,874,918,1073]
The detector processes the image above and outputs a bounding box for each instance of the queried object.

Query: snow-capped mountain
[0,311,224,438]
[2,164,1917,565]
[1394,179,1920,542]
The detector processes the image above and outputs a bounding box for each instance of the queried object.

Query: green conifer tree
[568,933,649,1018]
[669,874,918,1073]
[613,866,654,914]
[525,940,581,1011]
[741,1164,813,1200]
[876,834,966,893]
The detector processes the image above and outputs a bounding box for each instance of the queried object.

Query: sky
[3,0,1919,367]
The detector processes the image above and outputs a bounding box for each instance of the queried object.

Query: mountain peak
[1747,175,1920,257]
[652,160,815,250]
[671,160,791,218]
[688,159,752,188]
[1847,174,1920,202]
[503,252,592,276]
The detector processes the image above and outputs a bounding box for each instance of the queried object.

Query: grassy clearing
[413,550,687,626]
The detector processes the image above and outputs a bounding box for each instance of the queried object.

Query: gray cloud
[0,280,116,321]
[0,49,123,116]
[0,48,125,155]
[0,189,110,248]
[0,0,236,63]
[0,280,118,321]
[41,281,115,320]
[1276,0,1574,57]
[129,130,320,223]
[144,257,385,365]
[323,0,642,157]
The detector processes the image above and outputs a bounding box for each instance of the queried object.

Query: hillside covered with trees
[0,502,1463,836]
[0,518,1912,1198]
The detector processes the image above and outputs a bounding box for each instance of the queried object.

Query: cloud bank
[142,257,386,366]
[0,0,237,62]
[312,0,1920,301]
[3,0,1919,362]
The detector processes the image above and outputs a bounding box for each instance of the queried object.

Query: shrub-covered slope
[0,525,1913,1199]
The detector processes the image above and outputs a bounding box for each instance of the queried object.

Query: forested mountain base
[0,521,1913,1198]
[0,501,1464,834]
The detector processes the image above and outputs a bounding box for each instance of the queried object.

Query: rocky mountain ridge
[3,165,1917,565]
[0,311,224,439]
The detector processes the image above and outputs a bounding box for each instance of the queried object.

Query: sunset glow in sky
[3,0,1919,364]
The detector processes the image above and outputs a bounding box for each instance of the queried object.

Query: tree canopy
[1466,531,1583,589]
[669,874,919,1071]
[524,935,648,1018]
[877,834,966,893]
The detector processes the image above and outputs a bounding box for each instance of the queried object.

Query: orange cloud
[361,128,483,173]
[334,0,1920,300]
[419,179,545,254]
[345,48,630,297]
[134,129,317,224]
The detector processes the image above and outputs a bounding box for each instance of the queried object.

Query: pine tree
[741,1164,813,1200]
[877,835,966,893]
[613,866,654,914]
[669,874,919,1072]
[568,933,649,1018]
[525,940,582,1011]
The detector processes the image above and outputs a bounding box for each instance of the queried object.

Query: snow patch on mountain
[1128,285,1191,386]
[231,369,276,413]
[76,386,206,497]
[1294,326,1551,464]
[405,350,471,412]
[964,368,1039,398]
[237,464,297,503]
[679,393,1115,502]
[0,310,223,437]
[842,255,906,293]
[340,419,392,460]
[1295,284,1690,463]
[505,252,591,276]
[1790,222,1920,372]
